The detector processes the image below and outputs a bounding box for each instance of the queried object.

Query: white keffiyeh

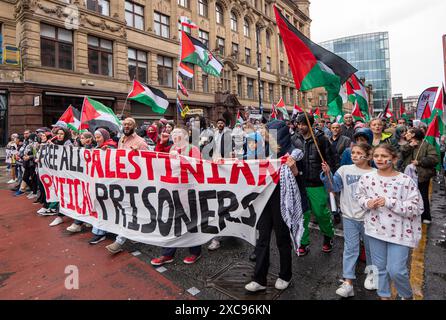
[280,149,305,254]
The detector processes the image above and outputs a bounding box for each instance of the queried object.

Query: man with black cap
[291,113,336,256]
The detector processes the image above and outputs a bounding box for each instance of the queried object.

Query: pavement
[0,166,445,300]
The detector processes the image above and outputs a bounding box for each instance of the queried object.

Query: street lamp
[256,25,265,114]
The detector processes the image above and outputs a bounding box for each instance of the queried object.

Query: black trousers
[418,180,431,221]
[253,184,292,286]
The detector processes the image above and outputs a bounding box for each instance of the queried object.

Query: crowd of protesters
[3,108,446,300]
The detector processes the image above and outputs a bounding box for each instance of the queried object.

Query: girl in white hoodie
[356,144,423,300]
[321,143,376,298]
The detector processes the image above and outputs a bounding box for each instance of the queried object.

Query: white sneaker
[208,239,221,251]
[37,207,48,214]
[49,217,63,227]
[40,208,58,216]
[275,278,290,290]
[66,223,82,233]
[245,281,267,292]
[422,220,431,225]
[7,179,16,184]
[336,281,354,298]
[27,193,37,199]
[364,270,377,290]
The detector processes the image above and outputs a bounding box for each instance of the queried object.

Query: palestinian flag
[58,105,80,131]
[128,80,169,114]
[425,113,441,169]
[421,102,432,124]
[383,100,393,119]
[179,62,194,79]
[352,101,365,122]
[314,107,321,119]
[432,84,445,134]
[292,104,303,118]
[270,103,277,120]
[180,16,198,29]
[273,6,357,107]
[80,97,121,132]
[236,110,244,125]
[181,31,223,77]
[350,74,370,121]
[275,97,290,120]
[328,83,347,119]
[346,79,356,104]
[177,75,189,97]
[399,102,407,120]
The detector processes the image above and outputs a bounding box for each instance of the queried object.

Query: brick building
[0,0,312,146]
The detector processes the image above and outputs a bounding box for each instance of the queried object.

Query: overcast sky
[310,0,446,97]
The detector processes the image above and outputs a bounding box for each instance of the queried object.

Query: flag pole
[120,76,135,119]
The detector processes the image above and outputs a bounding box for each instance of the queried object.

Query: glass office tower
[320,32,392,113]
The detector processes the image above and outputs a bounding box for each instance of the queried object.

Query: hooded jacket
[291,128,336,187]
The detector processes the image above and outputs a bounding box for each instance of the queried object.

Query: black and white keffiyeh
[280,149,305,254]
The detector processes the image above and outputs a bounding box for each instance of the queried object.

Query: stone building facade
[0,0,312,144]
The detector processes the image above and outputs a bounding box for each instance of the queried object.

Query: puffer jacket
[400,142,438,183]
[291,129,336,187]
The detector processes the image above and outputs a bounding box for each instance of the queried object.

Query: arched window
[243,18,250,37]
[230,12,238,31]
[266,30,271,48]
[216,4,224,25]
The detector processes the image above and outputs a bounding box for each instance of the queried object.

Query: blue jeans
[368,236,412,299]
[92,227,106,236]
[342,218,372,280]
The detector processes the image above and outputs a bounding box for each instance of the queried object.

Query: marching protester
[321,143,376,298]
[400,128,438,224]
[340,114,355,140]
[370,118,392,146]
[151,126,203,265]
[48,127,73,227]
[291,114,336,256]
[356,144,424,300]
[105,118,149,255]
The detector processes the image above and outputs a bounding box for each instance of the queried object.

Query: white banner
[416,87,438,119]
[38,146,283,247]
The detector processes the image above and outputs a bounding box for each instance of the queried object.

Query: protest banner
[38,146,284,248]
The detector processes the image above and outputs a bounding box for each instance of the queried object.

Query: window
[247,78,254,99]
[245,48,251,64]
[237,75,243,98]
[157,55,173,87]
[243,19,250,38]
[88,36,112,76]
[40,24,73,70]
[125,1,144,30]
[182,63,194,90]
[230,12,238,32]
[222,68,231,92]
[266,31,271,48]
[280,60,284,75]
[264,3,270,16]
[231,43,239,60]
[282,86,287,103]
[290,88,295,105]
[266,56,271,72]
[199,30,209,47]
[216,4,224,24]
[279,36,283,52]
[86,0,109,16]
[177,0,189,9]
[217,37,225,55]
[154,12,170,38]
[202,74,209,93]
[198,0,208,17]
[268,83,274,102]
[128,48,147,82]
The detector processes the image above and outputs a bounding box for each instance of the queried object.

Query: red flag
[433,84,445,113]
[384,100,393,119]
[270,103,277,119]
[426,113,440,138]
[399,102,405,118]
[421,102,432,123]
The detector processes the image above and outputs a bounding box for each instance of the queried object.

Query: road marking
[156,266,167,273]
[187,287,200,296]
